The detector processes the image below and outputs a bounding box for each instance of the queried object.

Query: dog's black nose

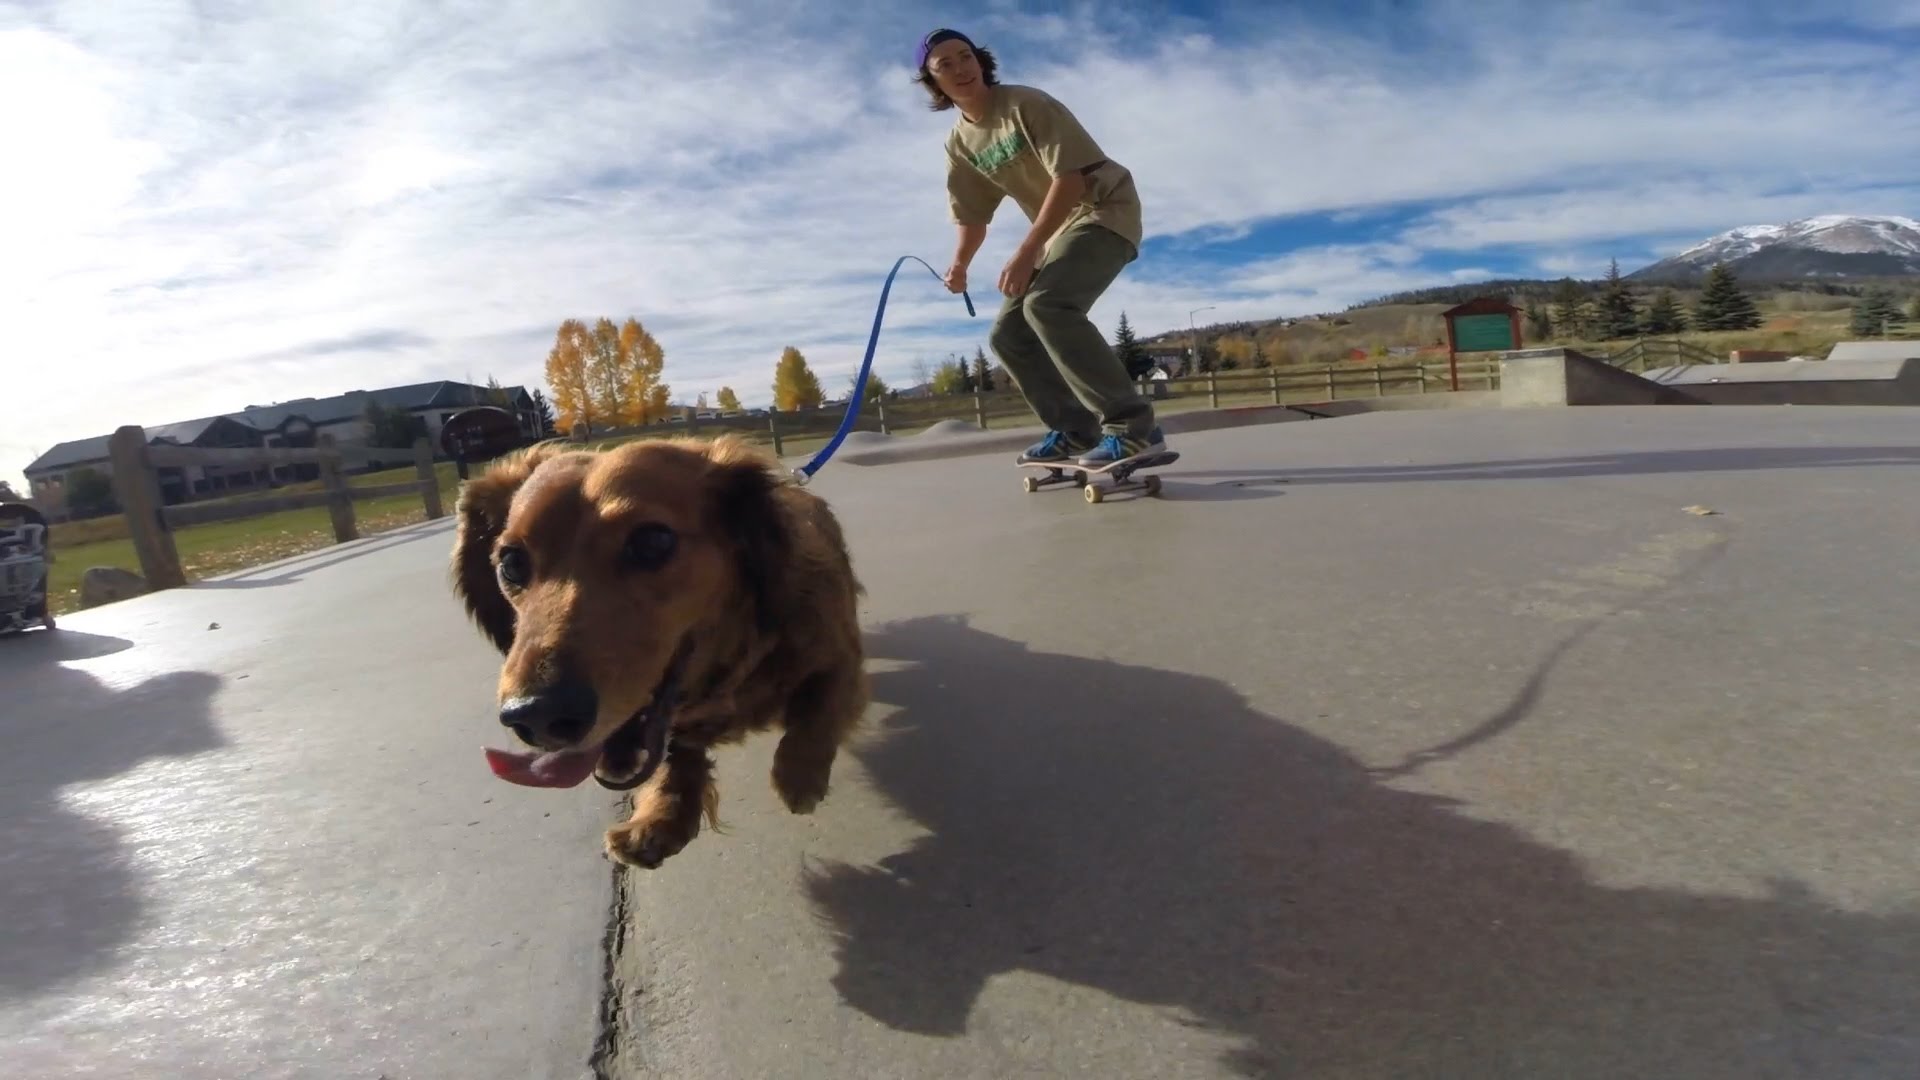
[499,680,598,748]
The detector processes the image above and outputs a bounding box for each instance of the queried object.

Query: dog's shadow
[804,615,1920,1077]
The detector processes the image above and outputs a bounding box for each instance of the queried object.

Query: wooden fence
[105,425,445,590]
[577,356,1505,450]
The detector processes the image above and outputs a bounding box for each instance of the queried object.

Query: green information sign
[1452,312,1515,352]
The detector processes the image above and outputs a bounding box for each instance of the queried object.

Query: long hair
[914,44,1000,111]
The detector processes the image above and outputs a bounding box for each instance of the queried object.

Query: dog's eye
[497,544,530,588]
[622,524,677,570]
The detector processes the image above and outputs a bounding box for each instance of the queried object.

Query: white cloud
[1403,181,1920,254]
[4,0,1919,488]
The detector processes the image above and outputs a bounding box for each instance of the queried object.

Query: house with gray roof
[26,380,545,517]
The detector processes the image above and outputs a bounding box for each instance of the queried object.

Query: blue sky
[5,0,1920,487]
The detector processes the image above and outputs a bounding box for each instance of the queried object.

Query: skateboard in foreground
[1018,450,1180,503]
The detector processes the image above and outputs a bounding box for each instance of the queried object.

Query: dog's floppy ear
[706,438,793,635]
[450,440,572,654]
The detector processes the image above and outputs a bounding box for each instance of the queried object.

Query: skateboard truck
[1018,450,1180,504]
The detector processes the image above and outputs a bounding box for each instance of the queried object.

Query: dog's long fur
[450,433,867,868]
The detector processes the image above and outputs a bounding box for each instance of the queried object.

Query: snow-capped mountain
[1629,214,1920,283]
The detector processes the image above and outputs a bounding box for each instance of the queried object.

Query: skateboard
[1018,450,1180,504]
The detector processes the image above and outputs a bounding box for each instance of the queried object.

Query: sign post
[439,406,526,480]
[1441,297,1524,391]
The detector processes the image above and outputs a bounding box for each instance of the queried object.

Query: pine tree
[1525,304,1554,341]
[1112,311,1152,378]
[484,374,512,407]
[1550,278,1587,339]
[1595,258,1640,340]
[1851,288,1905,335]
[531,389,558,436]
[1691,263,1762,331]
[1641,289,1687,335]
[972,345,994,391]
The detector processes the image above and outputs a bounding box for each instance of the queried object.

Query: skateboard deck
[1018,450,1180,503]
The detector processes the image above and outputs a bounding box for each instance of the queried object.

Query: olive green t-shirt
[945,84,1143,256]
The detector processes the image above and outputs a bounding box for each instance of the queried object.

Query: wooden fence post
[875,399,889,435]
[107,425,187,590]
[1416,362,1429,393]
[1207,372,1219,408]
[768,409,784,456]
[1324,367,1336,399]
[973,391,988,430]
[412,437,444,520]
[1373,364,1385,396]
[316,434,358,542]
[1269,370,1281,404]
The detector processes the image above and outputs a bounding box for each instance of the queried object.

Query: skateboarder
[914,27,1166,469]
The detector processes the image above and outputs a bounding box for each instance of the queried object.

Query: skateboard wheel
[1073,472,1087,487]
[1023,475,1039,493]
[1144,476,1161,496]
[1084,484,1103,504]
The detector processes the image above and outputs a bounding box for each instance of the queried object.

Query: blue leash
[791,255,976,484]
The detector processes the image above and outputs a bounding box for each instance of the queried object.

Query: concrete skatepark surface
[4,405,1918,1078]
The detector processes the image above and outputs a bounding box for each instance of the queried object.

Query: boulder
[81,566,149,609]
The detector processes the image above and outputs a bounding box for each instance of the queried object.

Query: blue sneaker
[1016,430,1096,464]
[1077,426,1166,468]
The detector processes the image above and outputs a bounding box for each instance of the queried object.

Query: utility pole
[1188,305,1214,376]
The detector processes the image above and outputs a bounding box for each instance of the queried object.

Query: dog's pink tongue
[483,746,600,788]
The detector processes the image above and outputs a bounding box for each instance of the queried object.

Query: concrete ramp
[1500,347,1706,407]
[1639,357,1920,406]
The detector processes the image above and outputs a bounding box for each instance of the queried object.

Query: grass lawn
[46,488,451,615]
[40,429,855,616]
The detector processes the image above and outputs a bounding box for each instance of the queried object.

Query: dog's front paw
[604,813,695,869]
[772,754,831,815]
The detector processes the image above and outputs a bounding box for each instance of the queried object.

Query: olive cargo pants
[988,221,1155,441]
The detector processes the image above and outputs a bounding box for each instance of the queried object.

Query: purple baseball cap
[915,28,975,70]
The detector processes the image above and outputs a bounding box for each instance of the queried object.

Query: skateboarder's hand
[944,263,968,294]
[998,255,1035,298]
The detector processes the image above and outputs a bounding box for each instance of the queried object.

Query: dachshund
[449,433,868,869]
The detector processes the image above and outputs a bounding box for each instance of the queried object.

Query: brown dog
[449,433,868,869]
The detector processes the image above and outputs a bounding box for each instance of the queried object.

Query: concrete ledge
[1639,357,1920,406]
[1499,347,1705,407]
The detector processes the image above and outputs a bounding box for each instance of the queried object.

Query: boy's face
[925,39,984,101]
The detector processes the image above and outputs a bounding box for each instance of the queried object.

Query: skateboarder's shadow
[804,614,1920,1077]
[0,630,226,1004]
